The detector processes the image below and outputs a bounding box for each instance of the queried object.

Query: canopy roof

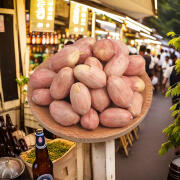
[73,0,157,19]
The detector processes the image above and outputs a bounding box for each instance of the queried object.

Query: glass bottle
[0,134,8,157]
[19,138,28,152]
[50,33,54,44]
[0,116,13,147]
[36,33,41,44]
[32,130,53,180]
[46,33,50,44]
[27,33,31,44]
[6,114,16,133]
[54,32,58,44]
[12,136,22,156]
[32,32,36,44]
[42,33,46,45]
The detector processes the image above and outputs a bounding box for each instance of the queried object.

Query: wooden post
[92,142,106,180]
[91,140,115,180]
[15,0,27,76]
[77,143,84,180]
[84,144,92,180]
[105,140,115,180]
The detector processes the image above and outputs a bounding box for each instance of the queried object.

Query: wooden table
[28,60,153,180]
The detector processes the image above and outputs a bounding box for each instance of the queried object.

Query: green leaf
[16,76,29,87]
[165,87,172,97]
[171,110,180,117]
[166,32,175,37]
[172,126,180,136]
[175,133,180,143]
[175,59,180,73]
[163,123,175,136]
[158,141,173,156]
[175,116,180,125]
[170,104,178,111]
[168,36,180,50]
[167,83,180,97]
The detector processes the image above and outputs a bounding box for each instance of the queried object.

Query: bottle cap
[35,129,44,136]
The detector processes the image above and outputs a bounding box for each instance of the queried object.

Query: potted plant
[159,32,180,156]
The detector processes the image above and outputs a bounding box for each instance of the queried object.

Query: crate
[20,138,77,180]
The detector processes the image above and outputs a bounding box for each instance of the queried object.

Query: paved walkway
[115,94,174,180]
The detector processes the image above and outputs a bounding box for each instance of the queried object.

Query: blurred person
[162,56,170,76]
[162,55,177,94]
[128,44,138,55]
[147,49,156,75]
[69,34,75,43]
[139,45,152,77]
[152,71,159,93]
[154,54,163,91]
[168,55,173,66]
[169,66,180,105]
[175,50,180,59]
[160,49,166,65]
[156,54,163,90]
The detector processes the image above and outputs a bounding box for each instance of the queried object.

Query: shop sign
[55,0,69,18]
[30,0,55,32]
[0,15,5,32]
[69,1,88,35]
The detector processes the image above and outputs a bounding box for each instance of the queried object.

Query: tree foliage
[143,0,180,36]
[159,33,180,156]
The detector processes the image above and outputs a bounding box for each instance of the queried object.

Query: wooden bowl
[28,60,153,143]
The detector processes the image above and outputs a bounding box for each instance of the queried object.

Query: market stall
[0,0,157,179]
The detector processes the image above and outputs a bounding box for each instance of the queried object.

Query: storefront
[0,0,158,128]
[0,0,21,128]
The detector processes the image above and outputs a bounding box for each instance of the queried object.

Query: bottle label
[37,174,54,180]
[35,132,46,149]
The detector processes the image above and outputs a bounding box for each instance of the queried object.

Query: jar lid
[0,157,25,179]
[170,155,180,172]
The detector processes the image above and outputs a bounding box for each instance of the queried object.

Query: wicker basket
[20,138,77,180]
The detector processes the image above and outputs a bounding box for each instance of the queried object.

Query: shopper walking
[147,49,154,76]
[154,54,163,92]
[139,45,152,78]
[160,49,166,65]
[162,56,170,76]
[162,55,177,94]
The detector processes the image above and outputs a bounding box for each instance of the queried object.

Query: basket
[27,60,153,143]
[20,138,77,180]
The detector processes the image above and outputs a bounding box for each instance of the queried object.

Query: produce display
[24,141,72,164]
[30,38,146,130]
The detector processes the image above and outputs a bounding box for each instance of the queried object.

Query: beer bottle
[0,116,12,146]
[42,33,46,45]
[7,146,15,157]
[32,32,36,44]
[46,33,50,44]
[19,138,28,152]
[6,114,16,133]
[0,116,15,156]
[0,134,8,157]
[32,130,53,180]
[12,136,22,156]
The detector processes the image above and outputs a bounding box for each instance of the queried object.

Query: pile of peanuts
[30,38,145,130]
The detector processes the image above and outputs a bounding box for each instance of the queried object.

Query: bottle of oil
[32,129,53,180]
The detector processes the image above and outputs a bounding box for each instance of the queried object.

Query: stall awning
[88,0,157,19]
